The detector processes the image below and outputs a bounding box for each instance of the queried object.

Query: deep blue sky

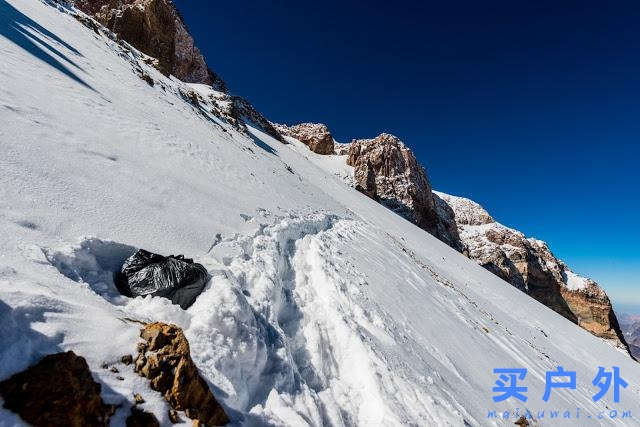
[175,0,639,310]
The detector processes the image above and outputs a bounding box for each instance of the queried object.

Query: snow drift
[1,0,639,425]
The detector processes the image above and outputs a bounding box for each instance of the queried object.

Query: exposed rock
[437,192,631,353]
[126,407,159,427]
[75,0,226,90]
[75,1,285,144]
[168,408,181,423]
[334,142,351,155]
[346,133,462,250]
[618,314,640,359]
[0,351,115,426]
[273,122,335,154]
[230,97,286,143]
[122,354,133,365]
[134,322,229,426]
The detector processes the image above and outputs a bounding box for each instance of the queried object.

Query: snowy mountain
[1,0,639,425]
[620,314,640,359]
[435,193,629,353]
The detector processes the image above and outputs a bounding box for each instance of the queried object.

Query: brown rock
[75,1,285,145]
[134,393,145,405]
[437,192,631,354]
[75,0,226,90]
[134,322,229,425]
[273,123,335,154]
[122,354,134,365]
[346,133,462,250]
[0,351,115,427]
[126,407,159,427]
[168,409,181,423]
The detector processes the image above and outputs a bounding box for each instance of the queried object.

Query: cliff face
[75,0,285,143]
[346,134,462,250]
[436,192,630,352]
[75,0,226,90]
[619,315,640,359]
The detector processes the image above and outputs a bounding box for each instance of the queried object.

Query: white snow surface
[562,270,590,292]
[1,1,640,426]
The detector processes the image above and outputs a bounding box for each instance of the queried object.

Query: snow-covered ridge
[1,0,639,425]
[436,192,626,351]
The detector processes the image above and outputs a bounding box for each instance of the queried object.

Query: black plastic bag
[114,249,209,309]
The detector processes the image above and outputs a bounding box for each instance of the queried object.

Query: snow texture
[1,1,639,425]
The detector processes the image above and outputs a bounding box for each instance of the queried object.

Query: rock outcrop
[230,97,286,143]
[0,351,115,426]
[273,122,335,154]
[75,0,226,90]
[437,192,630,353]
[346,133,462,250]
[134,322,229,426]
[337,131,629,354]
[619,314,640,359]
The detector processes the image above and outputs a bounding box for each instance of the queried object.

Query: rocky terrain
[0,352,116,426]
[80,0,628,356]
[619,314,640,358]
[2,0,638,425]
[273,122,335,154]
[345,133,462,250]
[278,123,629,352]
[134,322,229,426]
[436,193,629,352]
[75,0,226,90]
[73,0,285,144]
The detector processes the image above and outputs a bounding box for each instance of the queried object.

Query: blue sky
[175,1,639,311]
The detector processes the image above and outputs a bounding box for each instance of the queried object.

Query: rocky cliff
[436,192,630,352]
[619,314,640,359]
[279,125,629,354]
[346,133,462,250]
[75,0,226,90]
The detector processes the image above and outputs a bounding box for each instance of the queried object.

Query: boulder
[273,122,335,154]
[0,351,115,426]
[134,322,229,425]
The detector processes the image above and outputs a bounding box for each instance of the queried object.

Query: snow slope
[1,1,639,425]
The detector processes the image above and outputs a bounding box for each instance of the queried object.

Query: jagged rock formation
[273,122,335,154]
[619,314,640,359]
[230,97,286,143]
[179,88,285,143]
[75,0,226,90]
[336,130,630,354]
[134,322,229,426]
[436,192,630,352]
[334,142,351,155]
[0,351,115,426]
[346,133,462,250]
[74,1,286,144]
